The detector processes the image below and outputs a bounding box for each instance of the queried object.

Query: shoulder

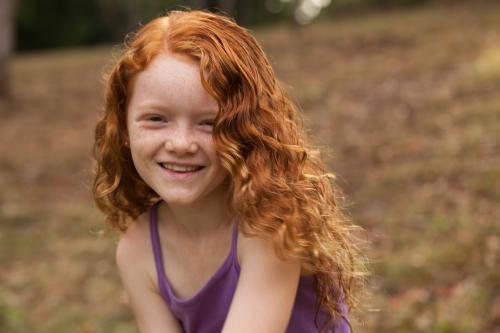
[237,229,316,278]
[114,209,184,332]
[237,231,275,262]
[115,210,154,282]
[222,230,302,332]
[237,230,301,275]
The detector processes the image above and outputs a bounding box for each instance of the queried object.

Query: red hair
[93,10,367,331]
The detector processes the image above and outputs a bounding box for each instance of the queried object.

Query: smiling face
[126,52,229,207]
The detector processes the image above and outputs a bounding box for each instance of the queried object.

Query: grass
[1,2,499,332]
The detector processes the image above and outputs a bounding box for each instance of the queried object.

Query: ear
[123,134,130,148]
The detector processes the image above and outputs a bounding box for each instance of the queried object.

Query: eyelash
[146,116,214,127]
[201,120,214,126]
[148,115,166,122]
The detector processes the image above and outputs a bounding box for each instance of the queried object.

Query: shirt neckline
[149,201,238,307]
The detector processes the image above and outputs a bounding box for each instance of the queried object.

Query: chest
[156,229,234,300]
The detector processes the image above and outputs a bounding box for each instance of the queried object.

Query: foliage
[15,0,283,51]
[15,0,470,51]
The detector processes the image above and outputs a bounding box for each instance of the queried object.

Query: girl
[93,9,366,333]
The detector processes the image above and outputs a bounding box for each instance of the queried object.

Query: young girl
[93,9,366,333]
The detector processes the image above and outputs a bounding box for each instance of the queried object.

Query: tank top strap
[150,202,239,302]
[149,201,171,303]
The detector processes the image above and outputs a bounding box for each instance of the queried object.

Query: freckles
[198,135,210,144]
[131,129,165,146]
[198,134,215,147]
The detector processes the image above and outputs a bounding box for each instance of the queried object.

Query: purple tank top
[149,202,351,333]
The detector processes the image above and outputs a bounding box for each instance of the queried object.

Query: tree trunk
[0,0,15,98]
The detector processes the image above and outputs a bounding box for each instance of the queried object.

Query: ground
[0,2,499,332]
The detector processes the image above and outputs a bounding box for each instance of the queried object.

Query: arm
[222,234,301,333]
[116,223,183,333]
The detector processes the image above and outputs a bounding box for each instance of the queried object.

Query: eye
[200,119,214,127]
[147,115,167,122]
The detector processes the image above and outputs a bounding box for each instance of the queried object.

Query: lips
[159,163,205,173]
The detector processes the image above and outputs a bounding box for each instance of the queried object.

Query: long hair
[93,9,368,331]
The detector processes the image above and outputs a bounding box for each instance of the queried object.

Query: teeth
[162,163,202,172]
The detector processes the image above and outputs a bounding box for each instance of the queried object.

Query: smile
[161,163,205,173]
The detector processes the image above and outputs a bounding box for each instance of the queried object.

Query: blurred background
[0,0,499,332]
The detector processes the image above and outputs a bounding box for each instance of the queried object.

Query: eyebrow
[198,109,219,116]
[134,102,219,115]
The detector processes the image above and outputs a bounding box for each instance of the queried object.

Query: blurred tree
[0,0,15,97]
[16,0,109,50]
[125,0,144,28]
[96,0,158,41]
[192,0,236,16]
[13,0,336,51]
[217,0,236,14]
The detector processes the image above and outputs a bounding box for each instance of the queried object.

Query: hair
[93,9,368,332]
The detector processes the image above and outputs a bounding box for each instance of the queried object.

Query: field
[0,2,499,332]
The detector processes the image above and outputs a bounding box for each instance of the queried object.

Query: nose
[164,125,199,155]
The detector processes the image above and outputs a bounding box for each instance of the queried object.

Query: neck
[158,183,234,238]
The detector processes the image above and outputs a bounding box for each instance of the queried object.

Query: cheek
[128,133,163,173]
[129,130,163,152]
[199,135,218,155]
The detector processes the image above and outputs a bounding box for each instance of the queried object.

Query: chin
[159,192,205,206]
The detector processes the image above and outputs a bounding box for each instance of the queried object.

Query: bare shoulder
[237,231,274,259]
[222,230,302,332]
[115,211,153,280]
[237,230,301,271]
[236,230,315,276]
[115,210,183,332]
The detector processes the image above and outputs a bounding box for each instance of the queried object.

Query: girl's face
[126,52,229,206]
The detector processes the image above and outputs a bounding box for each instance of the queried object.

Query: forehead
[128,52,218,113]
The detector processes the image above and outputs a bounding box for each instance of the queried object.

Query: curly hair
[93,9,368,331]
